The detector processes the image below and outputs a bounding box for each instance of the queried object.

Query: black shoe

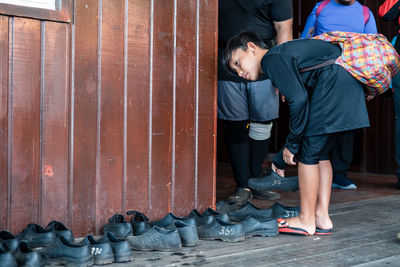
[150,213,195,229]
[332,175,357,190]
[241,216,278,238]
[215,201,242,214]
[97,232,133,263]
[251,189,281,200]
[197,217,244,243]
[82,235,114,265]
[102,214,133,239]
[126,210,151,236]
[127,226,182,251]
[248,172,299,192]
[271,202,300,219]
[40,236,93,267]
[14,241,40,267]
[185,209,214,226]
[0,243,16,267]
[16,223,56,248]
[397,180,400,190]
[227,187,252,205]
[45,220,74,243]
[0,231,19,253]
[228,201,273,222]
[201,208,230,223]
[174,220,199,247]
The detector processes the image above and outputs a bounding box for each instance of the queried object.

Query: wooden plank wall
[0,0,217,236]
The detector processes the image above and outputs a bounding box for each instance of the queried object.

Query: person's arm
[261,54,309,156]
[378,0,400,21]
[300,5,318,39]
[269,0,293,44]
[274,19,293,44]
[364,11,378,33]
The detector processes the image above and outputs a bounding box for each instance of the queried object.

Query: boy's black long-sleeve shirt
[262,39,370,156]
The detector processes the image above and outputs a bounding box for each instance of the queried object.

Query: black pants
[330,131,354,177]
[223,120,270,188]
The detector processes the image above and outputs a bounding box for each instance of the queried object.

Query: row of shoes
[0,221,133,266]
[100,202,300,252]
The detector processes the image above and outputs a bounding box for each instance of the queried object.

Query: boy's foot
[396,180,400,190]
[332,175,357,190]
[277,216,315,235]
[315,215,333,233]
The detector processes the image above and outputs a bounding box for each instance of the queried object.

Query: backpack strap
[316,0,331,18]
[298,59,336,73]
[362,6,370,25]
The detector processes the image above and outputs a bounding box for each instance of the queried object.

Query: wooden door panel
[11,17,41,232]
[40,21,70,227]
[0,15,9,230]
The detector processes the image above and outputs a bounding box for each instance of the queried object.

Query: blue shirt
[300,0,377,38]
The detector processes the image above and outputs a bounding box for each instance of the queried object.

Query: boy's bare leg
[283,162,319,235]
[316,160,333,230]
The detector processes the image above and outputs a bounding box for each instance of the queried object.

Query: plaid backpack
[309,31,400,95]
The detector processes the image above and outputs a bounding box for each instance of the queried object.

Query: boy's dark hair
[222,30,268,75]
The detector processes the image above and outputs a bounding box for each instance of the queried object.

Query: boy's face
[229,42,262,81]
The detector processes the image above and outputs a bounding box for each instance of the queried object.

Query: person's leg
[331,131,356,189]
[248,122,272,178]
[247,80,278,178]
[391,73,400,188]
[218,80,252,203]
[284,162,319,235]
[247,79,280,198]
[315,160,333,230]
[223,120,250,189]
[282,135,335,235]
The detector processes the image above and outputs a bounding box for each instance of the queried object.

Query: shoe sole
[332,183,357,190]
[182,241,199,247]
[249,183,299,192]
[199,235,244,243]
[93,254,114,265]
[252,193,281,200]
[131,246,182,252]
[249,178,299,192]
[114,251,134,263]
[244,229,279,238]
[42,255,94,267]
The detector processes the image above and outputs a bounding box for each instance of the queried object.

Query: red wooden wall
[0,0,217,236]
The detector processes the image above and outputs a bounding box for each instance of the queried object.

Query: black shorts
[297,131,356,165]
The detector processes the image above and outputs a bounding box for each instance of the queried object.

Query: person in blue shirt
[300,0,377,190]
[301,0,377,38]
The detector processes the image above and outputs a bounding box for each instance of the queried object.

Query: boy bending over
[223,31,369,236]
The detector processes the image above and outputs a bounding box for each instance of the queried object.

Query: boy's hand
[272,163,285,177]
[283,147,296,165]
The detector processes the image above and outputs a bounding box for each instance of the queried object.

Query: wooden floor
[114,164,400,266]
